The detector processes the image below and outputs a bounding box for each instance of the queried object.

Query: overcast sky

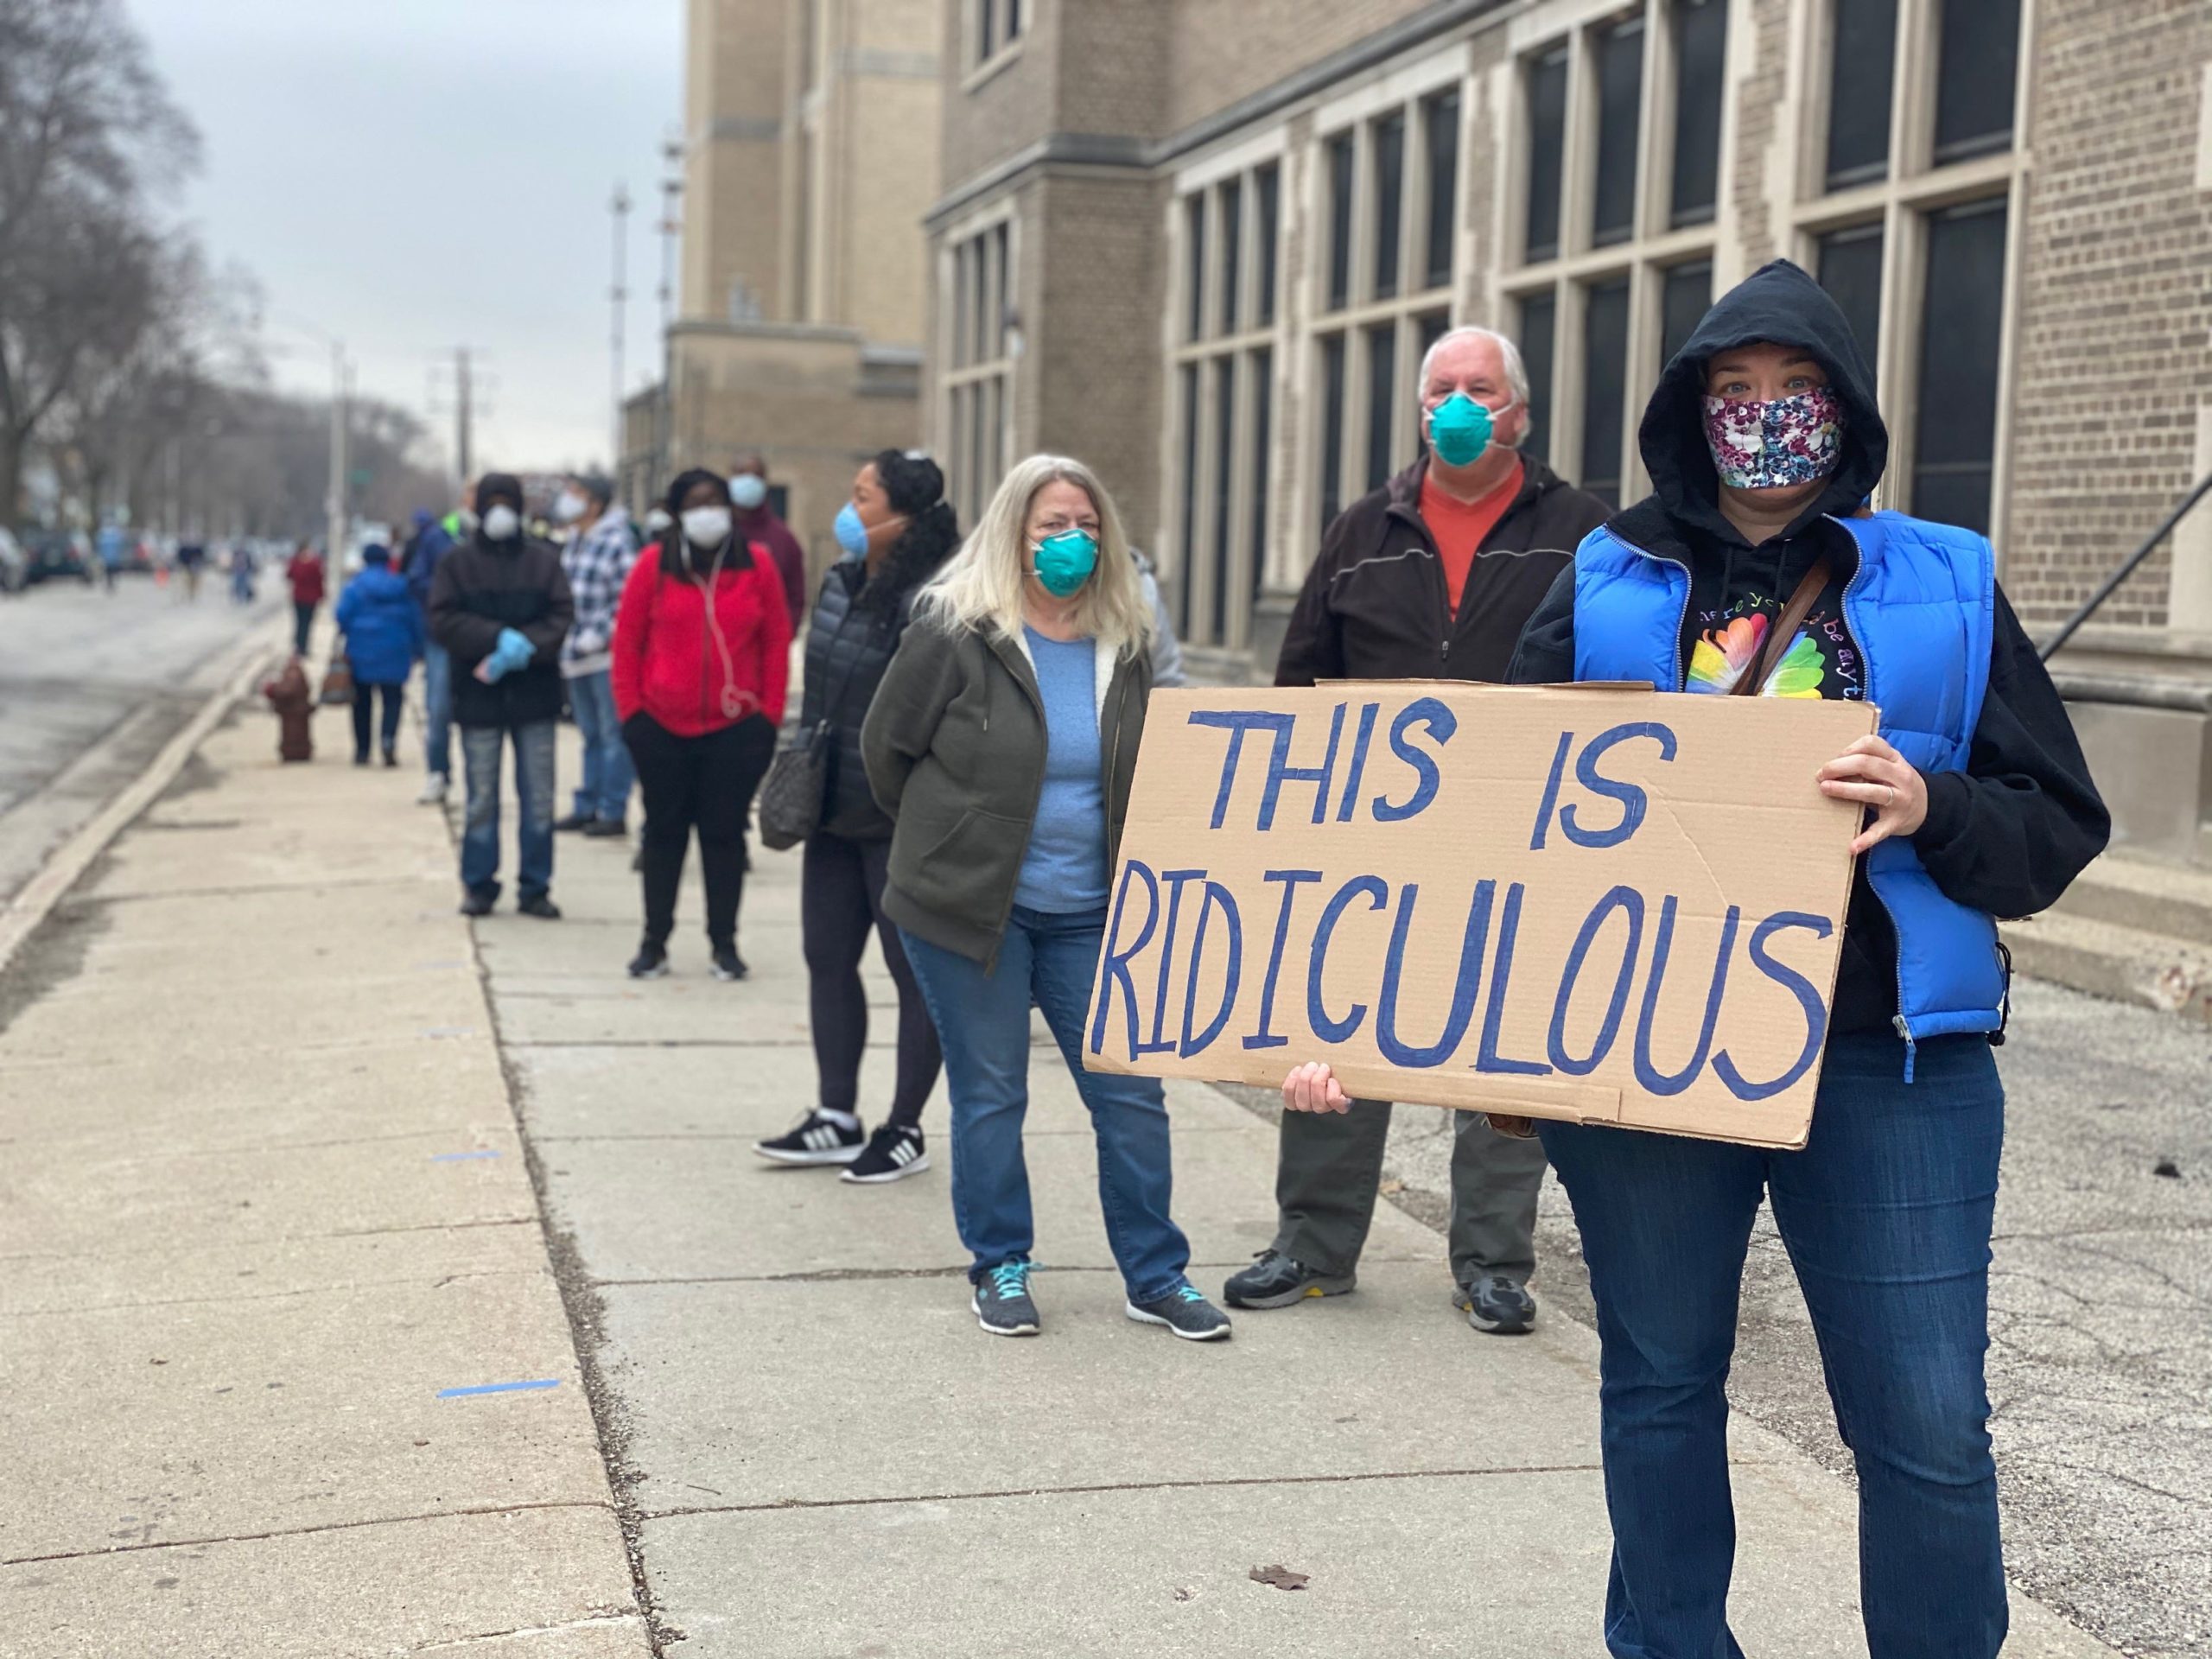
[131,0,684,480]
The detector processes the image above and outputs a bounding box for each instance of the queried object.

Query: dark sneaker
[517,893,562,920]
[352,752,369,767]
[552,811,593,833]
[627,942,669,979]
[972,1258,1039,1336]
[842,1124,929,1185]
[754,1109,864,1166]
[582,817,626,838]
[382,747,398,768]
[459,888,497,918]
[710,946,748,982]
[1455,1274,1537,1336]
[1127,1283,1232,1341]
[1223,1249,1356,1309]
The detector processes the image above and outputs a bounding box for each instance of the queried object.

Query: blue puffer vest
[1573,511,2006,1065]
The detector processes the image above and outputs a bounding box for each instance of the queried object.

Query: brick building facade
[918,0,2212,863]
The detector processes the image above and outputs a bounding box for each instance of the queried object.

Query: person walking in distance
[1224,326,1611,1338]
[428,473,575,918]
[755,452,958,1182]
[286,541,325,656]
[551,474,639,839]
[862,455,1230,1343]
[728,452,808,635]
[612,470,791,981]
[333,543,423,766]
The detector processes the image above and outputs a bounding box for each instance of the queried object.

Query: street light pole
[610,184,631,473]
[326,340,346,572]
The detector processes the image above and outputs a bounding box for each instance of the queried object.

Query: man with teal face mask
[1236,326,1611,1338]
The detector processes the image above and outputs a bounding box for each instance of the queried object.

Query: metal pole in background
[659,143,683,498]
[610,183,631,474]
[325,340,346,575]
[454,346,474,486]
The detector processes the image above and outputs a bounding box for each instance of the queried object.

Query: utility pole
[454,346,474,486]
[610,183,631,473]
[659,143,683,494]
[326,340,347,567]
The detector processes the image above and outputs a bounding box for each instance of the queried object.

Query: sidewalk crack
[1,1500,620,1567]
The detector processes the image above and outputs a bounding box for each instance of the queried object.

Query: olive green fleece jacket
[861,615,1153,965]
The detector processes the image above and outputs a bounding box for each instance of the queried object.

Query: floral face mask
[1701,386,1844,490]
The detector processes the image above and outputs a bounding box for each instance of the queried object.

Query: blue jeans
[1538,1032,2005,1659]
[460,721,556,901]
[566,669,633,821]
[422,642,454,779]
[901,905,1192,1305]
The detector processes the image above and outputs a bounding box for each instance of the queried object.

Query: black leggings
[803,831,942,1130]
[626,712,775,950]
[352,682,404,759]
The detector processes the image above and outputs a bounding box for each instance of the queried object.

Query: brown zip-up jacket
[861,614,1152,966]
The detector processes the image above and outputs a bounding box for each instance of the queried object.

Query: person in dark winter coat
[753,451,957,1185]
[610,468,792,981]
[428,472,575,919]
[334,543,423,766]
[1230,326,1611,1341]
[1287,260,2108,1659]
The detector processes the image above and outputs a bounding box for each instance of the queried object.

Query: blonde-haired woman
[862,455,1229,1342]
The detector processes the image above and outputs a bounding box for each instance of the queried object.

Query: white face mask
[554,489,588,524]
[681,505,733,549]
[481,505,520,542]
[729,473,767,511]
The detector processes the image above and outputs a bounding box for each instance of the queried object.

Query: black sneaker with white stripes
[841,1123,929,1184]
[753,1109,864,1166]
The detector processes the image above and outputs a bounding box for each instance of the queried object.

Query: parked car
[0,526,28,594]
[27,530,93,585]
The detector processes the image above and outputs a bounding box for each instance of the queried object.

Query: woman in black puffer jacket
[755,451,960,1184]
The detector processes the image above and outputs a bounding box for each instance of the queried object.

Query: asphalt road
[0,574,281,905]
[1225,976,2212,1658]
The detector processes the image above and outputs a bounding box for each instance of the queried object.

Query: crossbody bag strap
[1730,553,1832,696]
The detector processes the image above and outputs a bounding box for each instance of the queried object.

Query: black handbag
[757,601,864,851]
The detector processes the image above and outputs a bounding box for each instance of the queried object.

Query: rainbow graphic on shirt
[1686,612,1826,697]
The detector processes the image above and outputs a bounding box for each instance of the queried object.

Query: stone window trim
[961,0,1027,91]
[1163,137,1290,653]
[938,202,1020,524]
[1784,0,2035,536]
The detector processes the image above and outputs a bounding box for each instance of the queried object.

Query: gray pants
[1270,1101,1548,1286]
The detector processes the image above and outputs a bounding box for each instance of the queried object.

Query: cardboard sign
[1082,684,1876,1149]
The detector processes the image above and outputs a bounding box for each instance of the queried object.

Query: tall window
[1591,18,1644,247]
[1805,0,2028,529]
[1524,46,1569,262]
[1371,112,1406,301]
[1325,134,1356,312]
[1421,91,1460,290]
[1519,292,1557,466]
[1364,321,1397,493]
[1171,162,1285,649]
[942,219,1014,523]
[1580,279,1631,507]
[1659,261,1712,370]
[972,0,1025,68]
[1669,0,1726,227]
[1319,334,1347,531]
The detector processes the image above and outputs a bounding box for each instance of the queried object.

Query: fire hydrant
[261,659,315,763]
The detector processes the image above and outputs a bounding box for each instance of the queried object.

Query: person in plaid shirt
[554,474,639,836]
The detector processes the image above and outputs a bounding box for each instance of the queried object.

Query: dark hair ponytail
[861,451,960,613]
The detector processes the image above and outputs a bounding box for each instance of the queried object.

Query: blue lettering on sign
[1475,881,1552,1076]
[1375,880,1496,1067]
[1370,697,1458,823]
[1143,870,1208,1054]
[1178,881,1244,1057]
[1242,869,1321,1049]
[1529,730,1574,851]
[1088,859,1160,1059]
[1336,702,1381,822]
[1631,895,1742,1096]
[1188,710,1293,830]
[1547,885,1647,1076]
[1258,701,1346,830]
[1307,875,1388,1042]
[1712,912,1834,1101]
[1558,721,1679,849]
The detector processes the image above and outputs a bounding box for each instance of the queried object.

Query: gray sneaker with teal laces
[1126,1282,1233,1341]
[972,1258,1040,1336]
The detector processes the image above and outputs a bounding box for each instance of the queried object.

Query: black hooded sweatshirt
[1508,258,2108,1038]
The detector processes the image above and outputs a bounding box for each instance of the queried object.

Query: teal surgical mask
[1426,392,1517,468]
[1030,529,1098,597]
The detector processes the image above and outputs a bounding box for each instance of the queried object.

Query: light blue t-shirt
[1014,628,1108,913]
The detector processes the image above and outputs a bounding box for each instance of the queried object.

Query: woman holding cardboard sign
[1286,260,2107,1659]
[861,454,1230,1343]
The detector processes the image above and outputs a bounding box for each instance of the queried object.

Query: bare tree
[0,0,198,529]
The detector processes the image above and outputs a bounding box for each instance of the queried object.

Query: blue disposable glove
[481,626,535,683]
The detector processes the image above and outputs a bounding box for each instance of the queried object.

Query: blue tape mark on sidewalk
[431,1149,502,1162]
[437,1379,562,1399]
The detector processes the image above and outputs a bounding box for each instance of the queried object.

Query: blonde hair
[915,454,1155,659]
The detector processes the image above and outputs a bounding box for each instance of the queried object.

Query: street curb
[0,618,284,978]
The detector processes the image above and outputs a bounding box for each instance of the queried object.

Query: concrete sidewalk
[0,659,649,1656]
[499,730,2119,1657]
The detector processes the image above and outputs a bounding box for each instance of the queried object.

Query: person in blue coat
[335,543,424,767]
[1281,260,2110,1659]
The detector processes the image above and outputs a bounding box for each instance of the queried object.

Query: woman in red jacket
[612,469,792,980]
